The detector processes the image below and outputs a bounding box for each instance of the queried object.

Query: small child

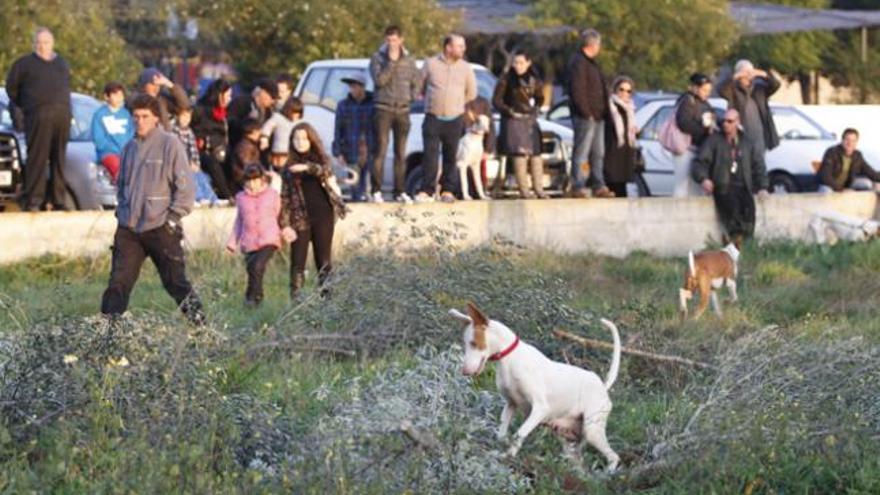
[90,82,133,182]
[230,119,263,190]
[261,96,303,169]
[171,107,219,206]
[225,164,288,306]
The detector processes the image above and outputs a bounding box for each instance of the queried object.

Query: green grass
[1,238,879,493]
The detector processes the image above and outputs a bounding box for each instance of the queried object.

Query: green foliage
[186,0,459,81]
[0,0,141,96]
[524,0,739,90]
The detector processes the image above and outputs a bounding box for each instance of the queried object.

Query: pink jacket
[226,188,282,253]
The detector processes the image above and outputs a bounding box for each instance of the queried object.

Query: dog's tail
[600,318,621,391]
[688,250,697,278]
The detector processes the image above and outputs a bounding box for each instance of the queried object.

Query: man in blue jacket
[91,81,134,182]
[100,94,205,326]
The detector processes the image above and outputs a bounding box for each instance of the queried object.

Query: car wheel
[405,165,425,198]
[634,173,652,197]
[769,172,798,194]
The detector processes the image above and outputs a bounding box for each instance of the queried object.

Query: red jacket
[226,187,281,253]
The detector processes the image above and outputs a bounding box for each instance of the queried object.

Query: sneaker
[371,191,385,203]
[440,191,456,203]
[414,192,434,203]
[395,192,414,204]
[569,188,589,198]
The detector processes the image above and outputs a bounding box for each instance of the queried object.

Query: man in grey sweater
[369,25,422,203]
[101,94,205,325]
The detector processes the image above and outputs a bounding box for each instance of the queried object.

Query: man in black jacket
[227,79,278,150]
[6,27,72,211]
[718,59,780,156]
[693,109,770,241]
[565,28,614,198]
[817,128,880,193]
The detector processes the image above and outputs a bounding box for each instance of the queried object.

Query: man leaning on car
[817,128,880,193]
[5,27,72,211]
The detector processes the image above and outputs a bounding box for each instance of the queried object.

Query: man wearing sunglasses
[692,109,770,242]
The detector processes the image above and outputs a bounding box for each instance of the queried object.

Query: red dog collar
[489,336,520,361]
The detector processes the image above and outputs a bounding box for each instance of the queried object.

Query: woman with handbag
[671,73,716,197]
[492,51,547,199]
[604,76,640,197]
[193,78,236,200]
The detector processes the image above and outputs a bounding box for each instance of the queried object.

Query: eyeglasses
[617,87,633,94]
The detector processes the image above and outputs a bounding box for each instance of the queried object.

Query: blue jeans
[194,171,219,203]
[571,116,606,190]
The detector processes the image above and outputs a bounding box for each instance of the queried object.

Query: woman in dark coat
[193,79,235,200]
[603,76,639,197]
[492,51,547,198]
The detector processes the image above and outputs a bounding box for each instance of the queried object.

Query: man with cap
[227,78,278,150]
[692,108,770,242]
[6,27,73,211]
[718,59,780,156]
[131,67,190,131]
[671,72,716,197]
[101,94,206,326]
[332,73,377,201]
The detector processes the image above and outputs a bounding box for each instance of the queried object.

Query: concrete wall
[1,192,876,265]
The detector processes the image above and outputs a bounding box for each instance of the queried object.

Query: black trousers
[421,114,464,195]
[22,106,71,210]
[607,182,628,198]
[101,225,204,324]
[291,221,335,289]
[199,152,235,200]
[713,184,756,239]
[373,109,410,195]
[244,247,275,303]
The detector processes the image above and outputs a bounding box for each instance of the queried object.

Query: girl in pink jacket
[226,164,290,306]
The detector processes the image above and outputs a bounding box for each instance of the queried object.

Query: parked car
[546,96,838,195]
[0,89,116,210]
[293,59,574,198]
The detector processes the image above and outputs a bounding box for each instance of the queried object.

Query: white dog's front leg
[727,279,738,303]
[497,401,515,440]
[710,291,722,317]
[507,405,546,457]
[458,161,472,200]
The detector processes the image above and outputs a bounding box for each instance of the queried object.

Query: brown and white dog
[449,302,621,472]
[679,239,741,319]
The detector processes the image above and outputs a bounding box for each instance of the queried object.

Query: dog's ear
[466,302,489,327]
[721,233,730,246]
[448,308,472,325]
[733,235,743,251]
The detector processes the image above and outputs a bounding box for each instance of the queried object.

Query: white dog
[449,303,621,471]
[457,114,491,200]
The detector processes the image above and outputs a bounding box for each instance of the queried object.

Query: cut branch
[552,329,714,370]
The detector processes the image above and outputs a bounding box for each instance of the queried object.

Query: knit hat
[689,73,711,86]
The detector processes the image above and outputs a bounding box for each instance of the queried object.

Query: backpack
[659,97,691,155]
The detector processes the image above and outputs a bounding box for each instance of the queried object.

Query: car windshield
[772,106,826,140]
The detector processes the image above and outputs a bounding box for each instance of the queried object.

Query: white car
[546,97,840,196]
[294,59,574,198]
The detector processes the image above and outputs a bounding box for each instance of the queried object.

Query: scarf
[212,105,227,122]
[608,94,637,148]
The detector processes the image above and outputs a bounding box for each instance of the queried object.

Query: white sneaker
[414,192,434,203]
[395,193,414,204]
[371,191,385,203]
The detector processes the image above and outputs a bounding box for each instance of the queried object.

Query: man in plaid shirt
[333,74,377,201]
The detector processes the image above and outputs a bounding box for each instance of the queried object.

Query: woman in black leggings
[279,123,347,298]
